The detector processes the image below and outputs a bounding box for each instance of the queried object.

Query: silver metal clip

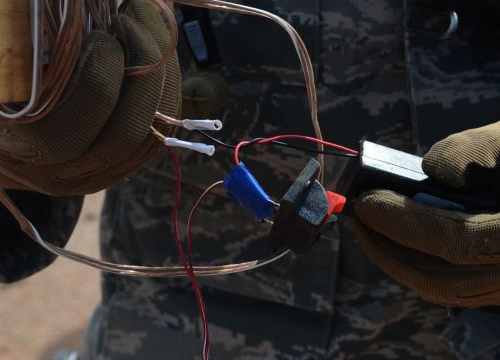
[405,7,459,40]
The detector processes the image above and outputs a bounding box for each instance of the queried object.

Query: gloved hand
[352,121,500,307]
[0,0,181,196]
[0,0,181,283]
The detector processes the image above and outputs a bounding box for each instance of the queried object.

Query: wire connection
[197,130,358,157]
[156,112,223,131]
[224,162,276,220]
[234,135,359,165]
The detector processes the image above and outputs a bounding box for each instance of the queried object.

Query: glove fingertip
[353,190,402,214]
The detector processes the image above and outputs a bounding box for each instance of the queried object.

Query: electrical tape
[224,163,275,220]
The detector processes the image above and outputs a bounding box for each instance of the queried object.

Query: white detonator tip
[189,142,215,156]
[163,137,215,156]
[182,119,223,131]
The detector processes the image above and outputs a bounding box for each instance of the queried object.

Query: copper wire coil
[0,0,178,124]
[0,0,323,275]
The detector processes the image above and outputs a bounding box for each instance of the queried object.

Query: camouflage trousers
[84,284,456,360]
[84,266,500,360]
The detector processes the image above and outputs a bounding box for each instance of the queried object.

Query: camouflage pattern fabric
[404,0,500,153]
[83,0,500,359]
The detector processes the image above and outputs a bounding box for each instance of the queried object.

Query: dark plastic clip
[268,158,345,254]
[335,141,498,213]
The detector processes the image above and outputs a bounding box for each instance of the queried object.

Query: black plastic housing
[268,158,330,254]
[336,141,498,212]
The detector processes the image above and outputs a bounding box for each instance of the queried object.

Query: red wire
[186,180,224,359]
[166,147,210,360]
[233,135,358,165]
[165,134,356,358]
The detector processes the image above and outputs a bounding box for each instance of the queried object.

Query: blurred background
[0,192,104,360]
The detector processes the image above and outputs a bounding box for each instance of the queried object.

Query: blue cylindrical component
[224,163,275,220]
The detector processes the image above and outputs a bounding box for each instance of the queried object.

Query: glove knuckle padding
[423,121,500,188]
[81,2,182,190]
[50,13,166,194]
[355,190,500,265]
[94,14,163,156]
[127,0,169,50]
[0,32,124,187]
[122,0,180,135]
[126,1,182,130]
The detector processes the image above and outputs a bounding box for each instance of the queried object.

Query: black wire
[196,130,357,158]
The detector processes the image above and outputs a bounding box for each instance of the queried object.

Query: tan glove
[352,121,500,307]
[0,0,181,196]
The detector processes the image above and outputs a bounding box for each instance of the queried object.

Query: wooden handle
[0,0,32,103]
[0,1,175,104]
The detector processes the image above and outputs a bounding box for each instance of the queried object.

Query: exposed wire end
[150,125,166,141]
[259,218,274,225]
[156,112,222,131]
[155,112,182,126]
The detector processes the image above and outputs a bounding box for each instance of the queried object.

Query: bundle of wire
[1,0,324,171]
[0,0,330,277]
[0,0,177,122]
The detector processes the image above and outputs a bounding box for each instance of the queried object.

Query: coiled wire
[0,0,322,178]
[0,0,178,123]
[0,188,290,277]
[0,0,321,276]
